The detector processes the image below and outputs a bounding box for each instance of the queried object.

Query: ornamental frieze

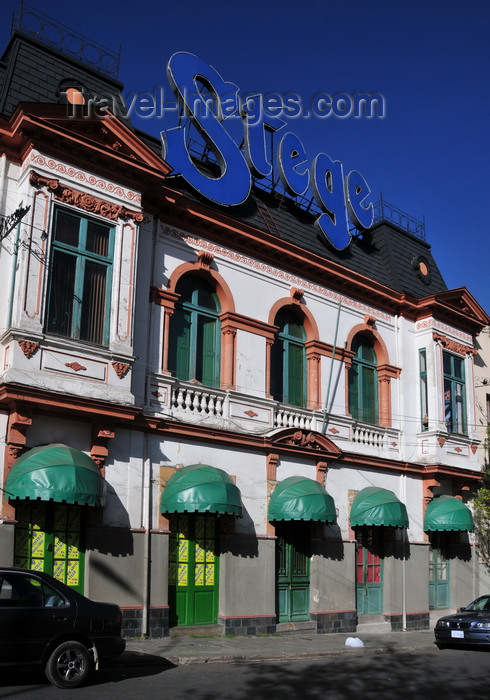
[432,332,476,356]
[29,170,144,223]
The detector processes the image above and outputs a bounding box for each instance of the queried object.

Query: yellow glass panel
[194,563,204,586]
[67,561,79,586]
[53,561,65,581]
[205,549,214,563]
[54,536,66,559]
[30,560,43,572]
[31,531,45,557]
[177,563,188,586]
[67,532,79,559]
[195,541,205,562]
[205,564,214,586]
[178,539,189,562]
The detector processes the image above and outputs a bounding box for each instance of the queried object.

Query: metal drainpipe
[0,154,7,214]
[6,213,23,330]
[142,435,151,637]
[401,472,407,631]
[321,301,341,434]
[141,216,158,637]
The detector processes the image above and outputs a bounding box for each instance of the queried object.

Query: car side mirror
[457,606,466,612]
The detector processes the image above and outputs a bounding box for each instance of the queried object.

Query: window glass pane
[54,210,79,247]
[271,338,285,402]
[419,349,428,430]
[443,352,452,376]
[86,221,110,257]
[47,250,77,337]
[175,275,194,302]
[453,357,464,380]
[197,283,218,311]
[80,260,107,344]
[288,342,305,406]
[196,314,218,386]
[361,366,376,424]
[444,378,453,432]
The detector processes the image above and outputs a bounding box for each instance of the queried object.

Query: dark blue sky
[2,0,489,313]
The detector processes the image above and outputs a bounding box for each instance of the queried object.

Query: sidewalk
[122,629,436,667]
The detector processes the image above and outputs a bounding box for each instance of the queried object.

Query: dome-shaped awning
[160,464,243,516]
[268,476,337,523]
[350,487,408,528]
[424,495,474,532]
[4,444,106,507]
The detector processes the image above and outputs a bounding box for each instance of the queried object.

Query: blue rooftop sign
[161,52,373,251]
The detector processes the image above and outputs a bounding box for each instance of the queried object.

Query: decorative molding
[25,153,142,205]
[29,170,144,223]
[244,409,258,418]
[266,453,279,480]
[112,361,130,378]
[290,287,304,303]
[432,332,476,356]
[197,249,214,270]
[17,340,39,359]
[437,437,446,448]
[90,427,115,474]
[65,362,87,372]
[161,226,392,322]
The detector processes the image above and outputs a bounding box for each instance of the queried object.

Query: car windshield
[464,595,490,612]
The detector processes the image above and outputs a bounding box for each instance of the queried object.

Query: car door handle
[52,615,68,622]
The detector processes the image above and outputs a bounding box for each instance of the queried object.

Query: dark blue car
[0,567,125,688]
[434,594,490,648]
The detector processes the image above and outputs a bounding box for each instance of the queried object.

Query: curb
[121,642,434,667]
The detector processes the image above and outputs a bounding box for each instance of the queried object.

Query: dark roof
[0,30,128,123]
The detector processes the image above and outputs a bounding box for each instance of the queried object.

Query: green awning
[268,476,337,523]
[424,495,474,532]
[350,487,408,528]
[160,464,243,516]
[4,444,106,507]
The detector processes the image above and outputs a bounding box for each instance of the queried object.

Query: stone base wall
[312,610,357,634]
[122,606,169,638]
[387,612,430,631]
[219,615,277,636]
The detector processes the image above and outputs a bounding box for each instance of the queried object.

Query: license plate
[451,630,464,638]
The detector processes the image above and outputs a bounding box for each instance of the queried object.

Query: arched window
[348,334,378,424]
[168,275,221,388]
[271,309,306,407]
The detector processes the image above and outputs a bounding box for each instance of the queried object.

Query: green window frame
[46,207,114,346]
[270,309,306,407]
[169,275,221,388]
[419,348,429,431]
[443,351,466,434]
[348,334,378,424]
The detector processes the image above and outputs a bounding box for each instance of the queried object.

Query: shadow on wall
[220,508,259,558]
[89,555,143,603]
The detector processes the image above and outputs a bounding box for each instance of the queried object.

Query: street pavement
[122,629,436,667]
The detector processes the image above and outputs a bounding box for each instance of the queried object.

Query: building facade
[1,9,489,637]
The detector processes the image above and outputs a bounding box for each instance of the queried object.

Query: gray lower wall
[219,534,276,617]
[311,536,356,613]
[0,522,15,566]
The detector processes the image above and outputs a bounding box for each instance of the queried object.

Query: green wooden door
[13,501,85,593]
[168,514,219,627]
[276,522,310,623]
[356,543,383,615]
[429,546,449,609]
